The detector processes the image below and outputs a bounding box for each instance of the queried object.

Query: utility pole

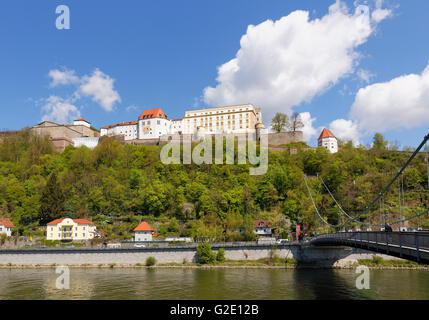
[424,149,428,230]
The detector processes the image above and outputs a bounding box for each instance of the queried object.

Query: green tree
[373,133,388,150]
[271,113,289,133]
[216,248,226,262]
[196,242,216,264]
[38,171,66,225]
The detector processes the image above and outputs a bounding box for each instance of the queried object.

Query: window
[157,120,160,125]
[83,233,85,237]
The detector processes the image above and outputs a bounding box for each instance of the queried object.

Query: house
[133,221,155,242]
[253,219,272,238]
[0,217,14,237]
[318,128,338,154]
[46,218,97,241]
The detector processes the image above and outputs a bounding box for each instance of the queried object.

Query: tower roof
[139,108,168,120]
[133,221,154,232]
[319,128,336,140]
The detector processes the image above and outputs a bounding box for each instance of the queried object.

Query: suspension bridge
[306,133,429,264]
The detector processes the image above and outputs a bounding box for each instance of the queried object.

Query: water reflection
[0,268,427,300]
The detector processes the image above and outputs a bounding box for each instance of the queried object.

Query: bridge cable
[305,175,429,228]
[305,133,429,228]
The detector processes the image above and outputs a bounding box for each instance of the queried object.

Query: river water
[0,268,428,300]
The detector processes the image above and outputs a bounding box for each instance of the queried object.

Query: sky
[0,0,428,148]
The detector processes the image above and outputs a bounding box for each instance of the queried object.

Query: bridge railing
[311,231,429,263]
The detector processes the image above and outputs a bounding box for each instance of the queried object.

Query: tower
[318,128,338,153]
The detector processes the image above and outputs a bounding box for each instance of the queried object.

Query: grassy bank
[2,256,428,269]
[352,256,427,269]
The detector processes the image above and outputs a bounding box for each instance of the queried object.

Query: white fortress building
[318,128,338,154]
[100,104,262,141]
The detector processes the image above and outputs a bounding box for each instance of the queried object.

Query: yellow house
[46,218,96,241]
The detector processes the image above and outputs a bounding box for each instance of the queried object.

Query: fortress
[100,104,263,140]
[28,104,306,151]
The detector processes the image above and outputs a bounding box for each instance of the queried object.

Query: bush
[146,256,157,266]
[196,242,216,264]
[216,248,226,263]
[372,256,383,265]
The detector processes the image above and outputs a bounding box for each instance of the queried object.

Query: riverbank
[0,257,427,270]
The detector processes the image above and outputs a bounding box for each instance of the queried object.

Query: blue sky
[0,0,428,148]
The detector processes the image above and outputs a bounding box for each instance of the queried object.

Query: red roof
[74,118,90,123]
[73,219,94,225]
[0,217,15,228]
[47,218,64,225]
[318,128,336,140]
[47,218,94,225]
[134,221,154,232]
[254,219,269,228]
[139,108,168,120]
[101,120,137,129]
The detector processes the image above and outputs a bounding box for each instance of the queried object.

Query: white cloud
[48,68,79,87]
[350,62,429,132]
[357,68,375,83]
[203,0,390,122]
[79,69,121,111]
[41,96,81,124]
[300,112,320,142]
[126,105,138,112]
[372,0,392,23]
[329,118,360,145]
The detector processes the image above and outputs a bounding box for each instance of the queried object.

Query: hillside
[0,128,428,241]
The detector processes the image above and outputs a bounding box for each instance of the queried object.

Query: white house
[73,118,91,128]
[137,108,171,140]
[0,217,14,237]
[253,219,272,238]
[134,221,155,242]
[101,120,138,141]
[46,218,97,241]
[318,128,338,154]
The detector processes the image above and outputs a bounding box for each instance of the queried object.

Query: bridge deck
[310,232,429,264]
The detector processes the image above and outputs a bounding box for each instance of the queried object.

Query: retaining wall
[0,245,400,266]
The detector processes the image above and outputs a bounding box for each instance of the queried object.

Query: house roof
[74,118,90,124]
[0,217,15,228]
[318,128,336,140]
[47,218,94,225]
[133,221,154,232]
[139,108,168,120]
[254,219,269,228]
[101,120,137,129]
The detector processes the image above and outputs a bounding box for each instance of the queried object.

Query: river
[0,268,428,300]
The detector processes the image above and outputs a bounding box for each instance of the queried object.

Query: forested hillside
[0,129,428,241]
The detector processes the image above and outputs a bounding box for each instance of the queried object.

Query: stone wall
[31,122,99,141]
[0,245,401,267]
[268,131,303,146]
